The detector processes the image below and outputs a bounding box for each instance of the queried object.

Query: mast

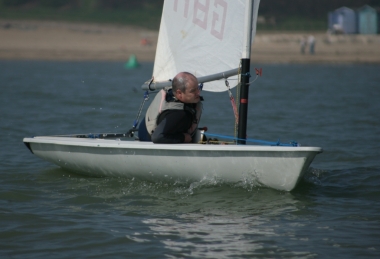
[237,0,254,144]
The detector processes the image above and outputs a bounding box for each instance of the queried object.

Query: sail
[152,0,260,92]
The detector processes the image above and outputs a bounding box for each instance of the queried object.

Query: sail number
[173,0,227,40]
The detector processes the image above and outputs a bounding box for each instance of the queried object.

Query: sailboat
[23,0,322,191]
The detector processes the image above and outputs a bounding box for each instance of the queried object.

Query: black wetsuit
[151,104,196,144]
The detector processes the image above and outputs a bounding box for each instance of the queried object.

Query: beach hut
[329,7,357,34]
[357,5,378,34]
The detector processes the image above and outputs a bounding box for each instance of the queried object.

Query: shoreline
[1,19,380,64]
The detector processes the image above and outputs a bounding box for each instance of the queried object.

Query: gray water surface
[1,61,379,258]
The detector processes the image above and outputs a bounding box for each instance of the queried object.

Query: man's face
[176,81,200,103]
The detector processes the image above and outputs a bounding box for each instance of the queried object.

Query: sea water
[0,60,379,258]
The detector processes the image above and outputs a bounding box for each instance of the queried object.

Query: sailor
[139,72,203,143]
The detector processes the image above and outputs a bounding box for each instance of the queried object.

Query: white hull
[24,136,322,191]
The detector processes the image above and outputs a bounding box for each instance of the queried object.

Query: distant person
[308,35,315,55]
[140,72,203,144]
[300,36,307,54]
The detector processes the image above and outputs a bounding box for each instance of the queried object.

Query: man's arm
[151,111,190,144]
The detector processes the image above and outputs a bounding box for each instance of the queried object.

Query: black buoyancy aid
[145,88,203,135]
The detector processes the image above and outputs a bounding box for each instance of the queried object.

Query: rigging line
[205,132,299,147]
[148,76,155,91]
[127,90,150,137]
[225,79,239,125]
[247,68,262,85]
[235,63,242,138]
[247,74,259,85]
[134,90,149,125]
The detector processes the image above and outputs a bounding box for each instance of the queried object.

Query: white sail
[152,0,260,92]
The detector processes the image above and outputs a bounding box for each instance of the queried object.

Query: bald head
[172,72,200,103]
[172,72,198,93]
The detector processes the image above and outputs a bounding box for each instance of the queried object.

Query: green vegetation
[257,17,328,32]
[0,6,162,29]
[0,0,374,31]
[0,0,163,29]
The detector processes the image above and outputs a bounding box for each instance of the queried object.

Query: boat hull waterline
[24,136,322,191]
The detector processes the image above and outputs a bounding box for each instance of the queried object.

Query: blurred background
[1,0,379,63]
[0,0,379,31]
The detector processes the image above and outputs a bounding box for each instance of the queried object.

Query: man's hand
[183,133,192,143]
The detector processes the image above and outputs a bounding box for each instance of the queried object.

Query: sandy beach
[1,19,380,64]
